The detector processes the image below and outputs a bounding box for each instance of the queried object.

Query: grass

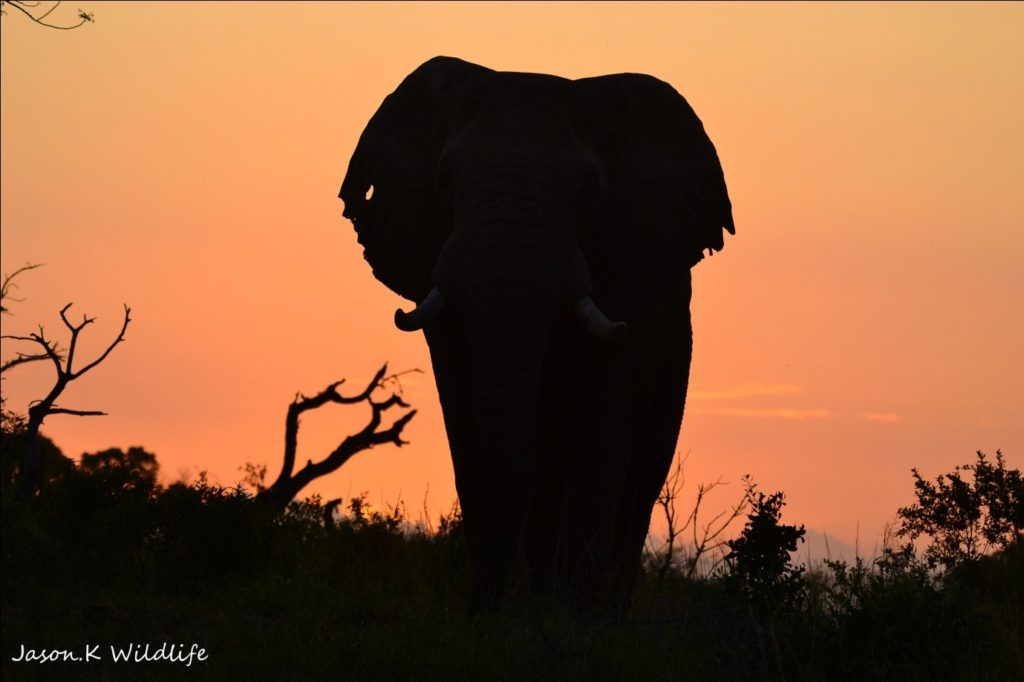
[2,461,1021,681]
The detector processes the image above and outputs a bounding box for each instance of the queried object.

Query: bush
[897,450,1023,572]
[0,428,74,491]
[3,447,1021,680]
[79,446,159,493]
[723,485,806,608]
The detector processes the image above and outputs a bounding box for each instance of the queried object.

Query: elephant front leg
[612,310,692,610]
[538,322,632,611]
[423,322,485,584]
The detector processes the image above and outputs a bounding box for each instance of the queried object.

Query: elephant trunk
[456,218,562,607]
[432,135,621,605]
[467,317,546,604]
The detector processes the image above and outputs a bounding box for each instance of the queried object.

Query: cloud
[687,383,828,420]
[861,412,902,423]
[689,383,803,401]
[691,407,830,420]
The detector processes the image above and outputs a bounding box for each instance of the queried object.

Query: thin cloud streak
[689,383,803,401]
[691,407,830,420]
[861,412,902,423]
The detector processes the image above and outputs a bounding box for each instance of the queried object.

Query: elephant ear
[572,74,735,276]
[340,57,493,301]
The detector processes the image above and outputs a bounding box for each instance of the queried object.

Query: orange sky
[2,2,1021,555]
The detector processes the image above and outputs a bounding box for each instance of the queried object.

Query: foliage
[0,426,74,491]
[346,491,406,533]
[723,483,806,609]
[2,448,1021,681]
[897,450,1023,572]
[238,461,268,493]
[435,498,464,539]
[79,446,159,492]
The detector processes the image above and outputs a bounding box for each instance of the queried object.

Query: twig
[0,262,43,313]
[2,1,94,30]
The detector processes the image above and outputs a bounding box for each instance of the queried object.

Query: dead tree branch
[9,303,131,497]
[652,454,687,582]
[647,454,751,582]
[683,475,751,579]
[1,262,43,314]
[0,1,94,30]
[0,264,52,377]
[257,364,418,512]
[1,351,55,375]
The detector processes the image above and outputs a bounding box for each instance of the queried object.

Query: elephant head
[340,57,734,611]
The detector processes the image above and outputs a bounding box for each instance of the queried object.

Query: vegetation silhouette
[0,0,94,30]
[2,431,1019,679]
[79,446,159,493]
[0,428,72,489]
[0,263,132,499]
[645,455,750,583]
[723,485,807,611]
[255,365,417,512]
[897,450,1022,572]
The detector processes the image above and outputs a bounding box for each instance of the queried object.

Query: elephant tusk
[394,287,445,331]
[573,296,627,342]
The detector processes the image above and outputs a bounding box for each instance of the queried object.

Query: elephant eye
[365,185,374,201]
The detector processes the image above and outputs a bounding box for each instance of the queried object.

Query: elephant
[339,56,734,612]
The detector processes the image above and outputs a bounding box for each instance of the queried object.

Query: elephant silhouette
[340,57,735,612]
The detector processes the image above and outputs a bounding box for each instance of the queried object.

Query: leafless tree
[1,264,50,376]
[1,263,43,313]
[0,1,94,30]
[2,302,130,497]
[256,364,418,512]
[647,453,752,582]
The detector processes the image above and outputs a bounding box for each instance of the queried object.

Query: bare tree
[1,263,43,313]
[647,453,752,582]
[0,264,50,376]
[2,302,130,497]
[257,364,418,512]
[0,1,94,30]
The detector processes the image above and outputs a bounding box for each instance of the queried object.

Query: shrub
[79,446,160,493]
[724,485,806,608]
[897,450,1022,572]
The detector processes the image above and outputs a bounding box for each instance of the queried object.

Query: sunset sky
[2,2,1021,555]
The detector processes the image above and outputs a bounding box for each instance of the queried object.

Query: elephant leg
[531,319,605,603]
[525,367,567,600]
[613,306,692,607]
[427,316,529,612]
[542,321,635,610]
[423,319,483,569]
